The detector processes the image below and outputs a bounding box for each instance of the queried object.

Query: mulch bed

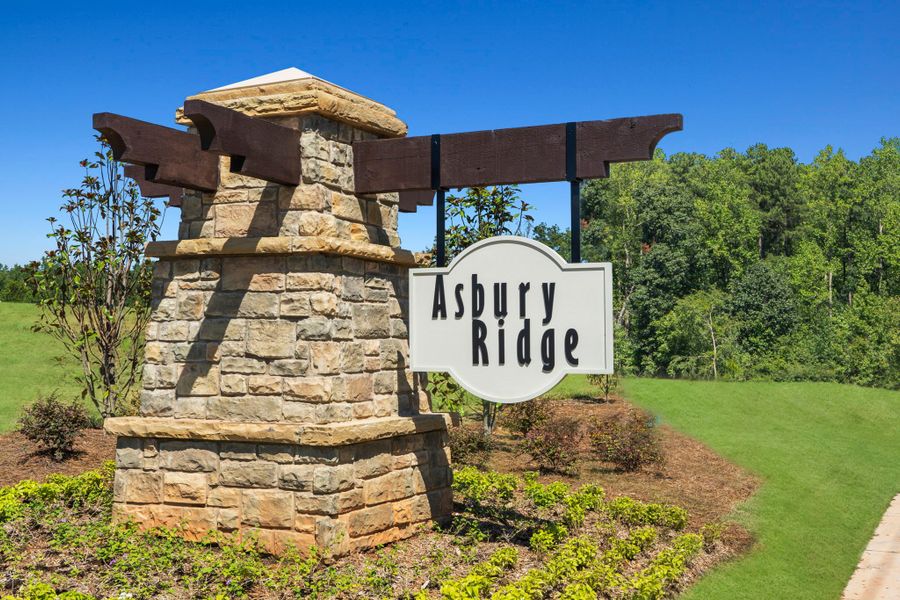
[483,397,760,552]
[0,398,760,597]
[0,428,116,487]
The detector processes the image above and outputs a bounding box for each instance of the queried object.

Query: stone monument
[104,68,453,555]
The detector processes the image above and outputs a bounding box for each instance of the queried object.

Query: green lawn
[556,376,899,599]
[0,302,83,431]
[2,302,898,598]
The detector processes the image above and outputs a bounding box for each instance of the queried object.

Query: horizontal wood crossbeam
[93,113,219,192]
[355,114,682,212]
[182,99,302,186]
[123,165,183,207]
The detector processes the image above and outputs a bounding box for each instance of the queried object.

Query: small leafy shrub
[626,533,704,599]
[587,372,619,402]
[449,425,495,467]
[606,497,688,530]
[502,398,551,435]
[441,546,518,599]
[17,392,90,460]
[452,466,518,509]
[524,416,583,474]
[492,536,597,599]
[562,484,606,529]
[589,408,663,472]
[529,523,569,554]
[700,522,725,551]
[0,462,113,524]
[523,472,571,508]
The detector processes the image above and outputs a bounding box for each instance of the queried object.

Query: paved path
[842,494,900,599]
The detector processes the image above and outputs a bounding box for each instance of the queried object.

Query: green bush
[449,425,495,467]
[605,497,688,530]
[452,466,517,509]
[440,546,518,599]
[626,533,703,599]
[524,416,583,474]
[492,537,598,599]
[589,409,663,472]
[17,392,91,460]
[0,462,113,523]
[501,398,551,435]
[529,523,569,554]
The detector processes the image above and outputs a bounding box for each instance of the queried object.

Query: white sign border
[409,236,614,404]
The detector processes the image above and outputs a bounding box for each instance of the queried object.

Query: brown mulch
[0,428,116,487]
[484,397,760,552]
[0,398,759,597]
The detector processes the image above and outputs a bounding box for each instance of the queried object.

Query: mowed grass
[553,375,899,599]
[0,302,84,431]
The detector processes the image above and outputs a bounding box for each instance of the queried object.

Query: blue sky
[0,1,897,264]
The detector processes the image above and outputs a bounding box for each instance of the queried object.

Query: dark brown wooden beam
[182,99,301,186]
[93,113,218,192]
[353,114,683,212]
[354,135,432,193]
[575,114,683,179]
[398,190,435,212]
[441,123,567,188]
[123,165,183,207]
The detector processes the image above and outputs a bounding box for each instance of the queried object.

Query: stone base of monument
[106,414,453,555]
[102,69,455,556]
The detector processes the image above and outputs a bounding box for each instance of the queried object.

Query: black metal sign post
[436,189,446,267]
[566,122,581,264]
[431,134,447,268]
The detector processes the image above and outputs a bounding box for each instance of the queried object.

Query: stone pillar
[104,71,453,555]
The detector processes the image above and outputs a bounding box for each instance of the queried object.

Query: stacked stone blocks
[114,430,451,554]
[106,76,452,555]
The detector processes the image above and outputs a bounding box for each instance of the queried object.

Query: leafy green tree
[652,289,737,379]
[800,146,864,306]
[0,264,36,303]
[856,138,900,296]
[692,152,760,287]
[30,140,162,418]
[431,186,533,434]
[727,261,797,354]
[528,139,897,388]
[444,185,533,258]
[531,223,570,261]
[738,144,803,257]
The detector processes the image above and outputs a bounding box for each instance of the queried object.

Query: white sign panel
[409,236,613,403]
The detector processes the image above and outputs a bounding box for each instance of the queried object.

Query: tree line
[0,264,35,303]
[534,139,899,389]
[5,138,897,394]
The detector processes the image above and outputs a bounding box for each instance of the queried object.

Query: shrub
[605,497,688,530]
[589,409,663,472]
[502,398,551,435]
[529,523,569,554]
[449,425,495,467]
[17,392,91,460]
[523,473,570,508]
[524,416,582,474]
[0,462,114,523]
[452,466,518,508]
[626,533,703,599]
[440,546,518,599]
